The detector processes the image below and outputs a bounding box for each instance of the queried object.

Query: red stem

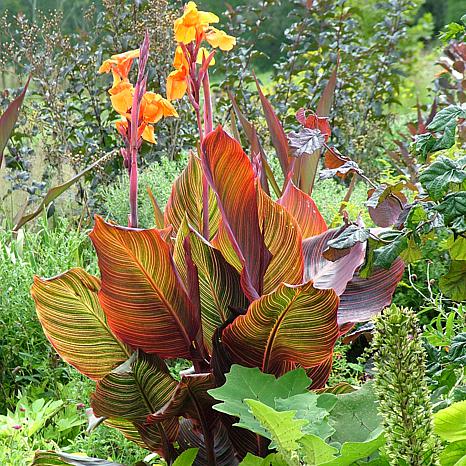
[127,32,150,228]
[202,69,213,135]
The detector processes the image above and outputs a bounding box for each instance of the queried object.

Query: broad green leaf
[434,401,466,442]
[31,268,131,381]
[14,153,109,231]
[222,282,339,375]
[328,382,381,444]
[440,440,466,466]
[373,235,408,269]
[32,451,123,465]
[320,430,385,466]
[245,399,307,465]
[275,392,337,440]
[299,434,338,464]
[239,453,287,466]
[450,237,466,260]
[0,77,29,168]
[326,225,370,250]
[449,333,466,365]
[209,365,311,439]
[277,179,327,239]
[419,156,466,200]
[172,448,199,466]
[432,123,457,152]
[164,152,219,239]
[428,105,466,132]
[89,215,198,358]
[91,351,179,449]
[400,237,423,263]
[439,261,466,302]
[435,192,466,225]
[414,133,436,159]
[406,204,428,229]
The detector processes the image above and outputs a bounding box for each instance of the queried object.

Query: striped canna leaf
[89,215,198,359]
[278,178,328,239]
[31,268,131,381]
[187,229,248,353]
[147,373,216,426]
[201,126,271,301]
[32,451,123,465]
[222,282,339,376]
[164,151,219,239]
[257,184,304,294]
[91,351,179,453]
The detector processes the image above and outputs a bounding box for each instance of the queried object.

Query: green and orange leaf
[89,215,198,358]
[201,126,271,300]
[278,179,327,239]
[188,230,248,353]
[257,184,304,294]
[31,268,131,381]
[164,152,219,239]
[148,373,216,425]
[91,351,179,452]
[222,282,339,376]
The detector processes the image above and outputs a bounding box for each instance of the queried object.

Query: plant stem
[203,70,213,135]
[127,32,150,228]
[190,389,217,466]
[338,171,357,215]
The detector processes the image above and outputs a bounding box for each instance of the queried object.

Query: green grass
[97,156,187,228]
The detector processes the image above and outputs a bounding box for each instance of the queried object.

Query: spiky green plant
[372,305,440,466]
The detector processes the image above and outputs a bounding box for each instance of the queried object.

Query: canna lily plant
[31,2,404,465]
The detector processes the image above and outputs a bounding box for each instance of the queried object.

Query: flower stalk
[128,32,150,228]
[98,33,178,229]
[371,305,441,466]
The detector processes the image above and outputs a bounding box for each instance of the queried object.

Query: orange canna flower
[141,92,179,124]
[166,66,188,100]
[115,119,128,137]
[141,124,156,144]
[174,1,219,44]
[98,49,140,79]
[196,47,215,66]
[173,46,189,70]
[109,80,134,115]
[205,27,236,51]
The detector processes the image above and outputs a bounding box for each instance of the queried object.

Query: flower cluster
[166,1,236,101]
[98,49,177,144]
[372,306,441,466]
